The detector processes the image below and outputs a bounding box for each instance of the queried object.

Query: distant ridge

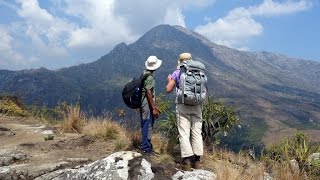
[1,24,320,146]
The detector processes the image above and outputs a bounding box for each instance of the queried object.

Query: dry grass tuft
[114,139,129,151]
[82,115,130,150]
[202,148,266,180]
[83,116,126,141]
[200,148,311,180]
[126,131,169,155]
[60,105,85,133]
[151,132,168,154]
[128,130,142,149]
[268,162,307,180]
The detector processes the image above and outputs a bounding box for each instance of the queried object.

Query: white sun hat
[145,55,162,70]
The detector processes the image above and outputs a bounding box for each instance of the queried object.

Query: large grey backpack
[176,60,207,105]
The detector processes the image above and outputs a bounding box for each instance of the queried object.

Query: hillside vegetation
[1,95,320,179]
[0,94,27,117]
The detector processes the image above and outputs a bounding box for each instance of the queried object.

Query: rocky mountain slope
[0,24,320,145]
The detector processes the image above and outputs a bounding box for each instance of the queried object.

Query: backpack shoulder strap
[140,73,153,89]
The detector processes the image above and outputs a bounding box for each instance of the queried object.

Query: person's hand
[167,74,172,82]
[152,108,160,119]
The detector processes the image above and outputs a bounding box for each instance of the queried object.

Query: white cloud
[196,16,263,47]
[14,0,72,63]
[1,0,216,69]
[195,0,312,49]
[62,0,136,49]
[249,0,311,16]
[60,0,213,49]
[0,26,24,68]
[164,7,186,27]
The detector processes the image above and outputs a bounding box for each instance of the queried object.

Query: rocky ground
[0,115,216,180]
[0,115,119,179]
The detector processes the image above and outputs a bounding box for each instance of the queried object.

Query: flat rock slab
[35,151,217,180]
[35,151,144,180]
[172,169,216,180]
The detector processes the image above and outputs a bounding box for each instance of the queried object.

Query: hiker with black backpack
[138,56,162,155]
[122,56,162,155]
[166,52,207,171]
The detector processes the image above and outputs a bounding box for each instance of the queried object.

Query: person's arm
[146,89,160,118]
[166,74,176,93]
[144,75,160,118]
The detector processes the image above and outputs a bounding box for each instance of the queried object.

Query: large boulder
[35,151,149,180]
[35,151,216,180]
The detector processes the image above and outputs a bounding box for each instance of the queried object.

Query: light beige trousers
[176,104,203,158]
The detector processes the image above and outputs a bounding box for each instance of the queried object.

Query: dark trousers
[140,108,154,152]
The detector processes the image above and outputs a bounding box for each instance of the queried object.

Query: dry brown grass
[128,130,141,150]
[60,105,85,133]
[151,132,168,154]
[271,164,306,180]
[83,117,127,140]
[57,106,312,179]
[59,106,130,151]
[202,149,265,180]
[200,148,311,180]
[127,130,171,154]
[82,115,130,151]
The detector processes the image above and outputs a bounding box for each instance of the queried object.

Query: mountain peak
[135,24,220,53]
[136,24,181,42]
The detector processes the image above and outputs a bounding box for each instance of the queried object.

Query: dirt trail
[0,115,114,178]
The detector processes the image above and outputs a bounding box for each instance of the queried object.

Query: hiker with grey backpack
[166,52,207,171]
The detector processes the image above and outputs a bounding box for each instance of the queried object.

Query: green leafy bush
[157,95,239,152]
[27,101,69,121]
[262,132,320,177]
[0,94,27,117]
[202,97,239,148]
[157,94,179,153]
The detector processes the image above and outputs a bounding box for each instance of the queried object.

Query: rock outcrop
[35,151,216,180]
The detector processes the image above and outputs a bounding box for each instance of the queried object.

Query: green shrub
[262,132,320,177]
[44,134,54,141]
[0,94,27,117]
[156,94,179,151]
[202,97,239,148]
[157,95,239,152]
[27,101,70,121]
[114,140,127,151]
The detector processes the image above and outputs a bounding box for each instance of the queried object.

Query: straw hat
[177,52,192,68]
[145,55,162,70]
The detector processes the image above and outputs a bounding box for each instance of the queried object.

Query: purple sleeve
[171,69,180,88]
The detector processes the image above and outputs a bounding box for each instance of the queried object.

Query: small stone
[13,153,27,161]
[66,158,89,163]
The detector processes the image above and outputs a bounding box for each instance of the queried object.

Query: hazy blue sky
[0,0,319,70]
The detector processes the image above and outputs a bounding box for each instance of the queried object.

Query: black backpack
[122,73,152,109]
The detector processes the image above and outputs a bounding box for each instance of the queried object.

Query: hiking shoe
[147,151,158,156]
[137,149,158,156]
[192,160,201,169]
[192,155,201,169]
[137,149,151,156]
[181,158,191,171]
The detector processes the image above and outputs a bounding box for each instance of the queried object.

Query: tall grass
[60,105,85,133]
[261,132,320,178]
[83,116,125,141]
